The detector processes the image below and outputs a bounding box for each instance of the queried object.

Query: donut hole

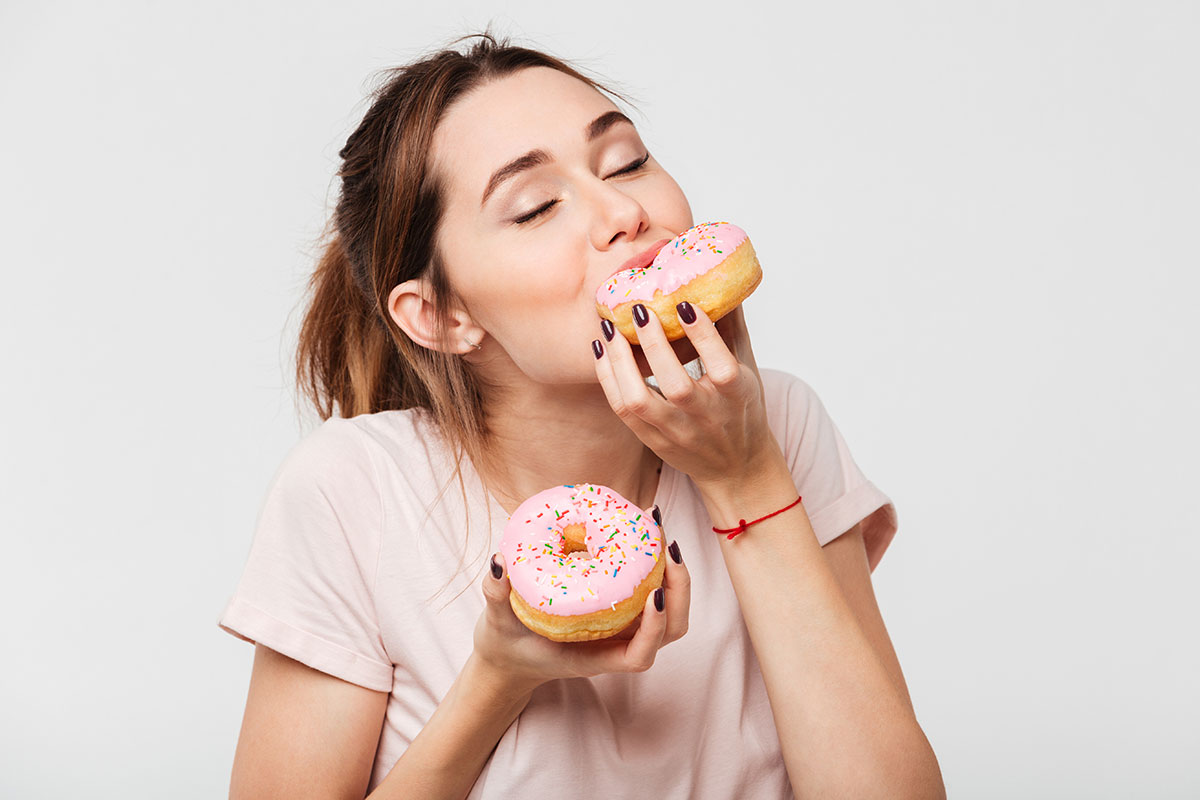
[559,522,589,554]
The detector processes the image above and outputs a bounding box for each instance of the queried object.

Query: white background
[3,1,1197,797]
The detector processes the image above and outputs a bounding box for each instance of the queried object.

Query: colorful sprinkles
[597,220,746,303]
[500,483,662,616]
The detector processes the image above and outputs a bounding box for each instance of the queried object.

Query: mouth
[607,237,673,283]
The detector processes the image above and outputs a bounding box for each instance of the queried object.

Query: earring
[463,337,483,352]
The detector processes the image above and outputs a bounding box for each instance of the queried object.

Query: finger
[714,304,759,372]
[595,316,671,425]
[482,553,521,629]
[654,507,691,645]
[628,304,699,409]
[677,302,742,393]
[592,336,661,444]
[715,305,771,403]
[618,587,668,672]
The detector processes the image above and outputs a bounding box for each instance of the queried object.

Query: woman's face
[427,66,694,383]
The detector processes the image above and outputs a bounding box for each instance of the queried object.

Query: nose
[588,176,650,250]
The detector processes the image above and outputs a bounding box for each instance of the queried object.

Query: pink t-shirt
[217,367,898,798]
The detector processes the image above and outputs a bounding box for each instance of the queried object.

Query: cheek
[476,268,588,342]
[646,173,692,229]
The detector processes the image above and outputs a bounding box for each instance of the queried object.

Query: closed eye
[513,152,651,225]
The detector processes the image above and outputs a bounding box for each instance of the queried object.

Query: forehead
[430,67,620,207]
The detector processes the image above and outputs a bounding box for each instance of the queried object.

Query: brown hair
[292,29,637,605]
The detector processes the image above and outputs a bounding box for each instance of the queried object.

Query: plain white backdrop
[2,1,1196,797]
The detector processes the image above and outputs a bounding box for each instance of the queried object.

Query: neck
[473,381,663,516]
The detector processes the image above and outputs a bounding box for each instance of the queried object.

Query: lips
[610,237,673,281]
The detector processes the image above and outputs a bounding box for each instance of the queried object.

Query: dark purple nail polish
[676,301,696,325]
[653,587,665,612]
[633,303,649,328]
[592,339,604,359]
[651,505,662,527]
[668,540,682,565]
[490,554,502,579]
[601,318,615,341]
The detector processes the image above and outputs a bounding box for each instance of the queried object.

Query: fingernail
[601,318,615,341]
[633,303,649,328]
[676,301,696,325]
[653,587,665,612]
[668,539,682,564]
[592,339,604,359]
[490,554,502,580]
[651,505,662,527]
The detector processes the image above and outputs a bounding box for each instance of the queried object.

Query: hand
[473,508,691,693]
[593,303,786,490]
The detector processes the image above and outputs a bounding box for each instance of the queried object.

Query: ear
[387,278,485,355]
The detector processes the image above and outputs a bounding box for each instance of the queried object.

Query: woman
[218,32,944,799]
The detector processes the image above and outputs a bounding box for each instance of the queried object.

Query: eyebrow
[480,110,636,208]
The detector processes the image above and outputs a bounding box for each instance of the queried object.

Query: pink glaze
[595,221,748,309]
[499,484,662,617]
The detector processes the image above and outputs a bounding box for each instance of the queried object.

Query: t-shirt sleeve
[217,417,393,691]
[765,368,899,572]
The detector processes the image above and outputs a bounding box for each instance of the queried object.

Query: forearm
[368,653,536,800]
[700,461,944,799]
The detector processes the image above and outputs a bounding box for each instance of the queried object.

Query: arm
[589,300,943,796]
[229,643,534,800]
[367,652,534,800]
[698,460,945,799]
[821,520,918,714]
[229,644,386,800]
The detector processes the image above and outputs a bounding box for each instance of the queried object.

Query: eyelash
[513,152,651,225]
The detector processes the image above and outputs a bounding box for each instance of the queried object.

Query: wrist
[694,439,790,501]
[697,454,799,531]
[466,651,541,705]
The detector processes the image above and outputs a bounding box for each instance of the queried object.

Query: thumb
[483,552,514,609]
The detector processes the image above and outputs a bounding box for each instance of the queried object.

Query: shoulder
[266,411,422,504]
[327,407,460,503]
[757,367,856,484]
[340,406,431,447]
[759,366,817,409]
[758,366,823,445]
[257,417,384,524]
[298,407,437,476]
[279,415,377,482]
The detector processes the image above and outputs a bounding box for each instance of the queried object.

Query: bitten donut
[595,220,762,344]
[499,483,665,642]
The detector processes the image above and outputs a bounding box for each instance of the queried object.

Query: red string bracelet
[712,495,803,540]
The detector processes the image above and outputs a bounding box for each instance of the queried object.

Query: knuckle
[709,365,739,386]
[625,393,652,416]
[631,655,655,673]
[660,380,695,405]
[483,573,506,597]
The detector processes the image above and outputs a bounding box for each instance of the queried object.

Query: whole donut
[499,483,665,642]
[595,220,762,344]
